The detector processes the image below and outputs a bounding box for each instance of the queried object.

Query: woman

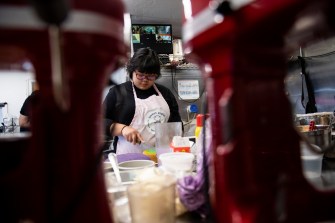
[103,48,182,154]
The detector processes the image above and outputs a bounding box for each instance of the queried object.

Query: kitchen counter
[175,157,335,223]
[105,156,335,223]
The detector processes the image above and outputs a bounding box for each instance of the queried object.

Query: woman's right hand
[120,125,144,145]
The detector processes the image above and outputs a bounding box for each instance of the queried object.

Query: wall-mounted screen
[132,24,173,55]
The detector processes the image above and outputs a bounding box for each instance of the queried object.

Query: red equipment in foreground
[0,0,127,222]
[182,0,335,222]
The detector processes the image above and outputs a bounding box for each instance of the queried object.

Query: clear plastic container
[127,181,175,223]
[155,122,182,159]
[159,152,195,176]
[300,142,323,178]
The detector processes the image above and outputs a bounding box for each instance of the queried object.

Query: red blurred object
[170,143,191,153]
[196,114,205,127]
[182,0,335,222]
[309,120,316,131]
[0,0,127,222]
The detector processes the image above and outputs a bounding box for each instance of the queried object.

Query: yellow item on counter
[143,149,157,163]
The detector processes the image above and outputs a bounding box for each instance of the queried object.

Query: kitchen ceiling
[122,0,184,38]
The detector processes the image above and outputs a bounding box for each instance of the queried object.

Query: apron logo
[145,109,167,134]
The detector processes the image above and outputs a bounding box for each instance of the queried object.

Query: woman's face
[132,71,158,90]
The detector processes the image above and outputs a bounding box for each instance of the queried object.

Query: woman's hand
[121,125,144,145]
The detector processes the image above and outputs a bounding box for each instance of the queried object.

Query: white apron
[116,83,170,154]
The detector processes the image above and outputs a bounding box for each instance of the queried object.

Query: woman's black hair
[126,47,161,78]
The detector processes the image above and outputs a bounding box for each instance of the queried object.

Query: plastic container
[159,152,195,174]
[300,142,323,179]
[155,122,182,158]
[127,181,175,223]
[170,144,190,153]
[170,136,191,153]
[118,160,155,171]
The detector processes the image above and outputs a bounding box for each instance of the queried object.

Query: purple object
[177,119,213,218]
[114,153,151,163]
[178,174,206,212]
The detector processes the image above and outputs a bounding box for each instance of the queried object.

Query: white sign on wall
[177,80,200,100]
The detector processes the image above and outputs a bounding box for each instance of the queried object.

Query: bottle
[195,114,204,139]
